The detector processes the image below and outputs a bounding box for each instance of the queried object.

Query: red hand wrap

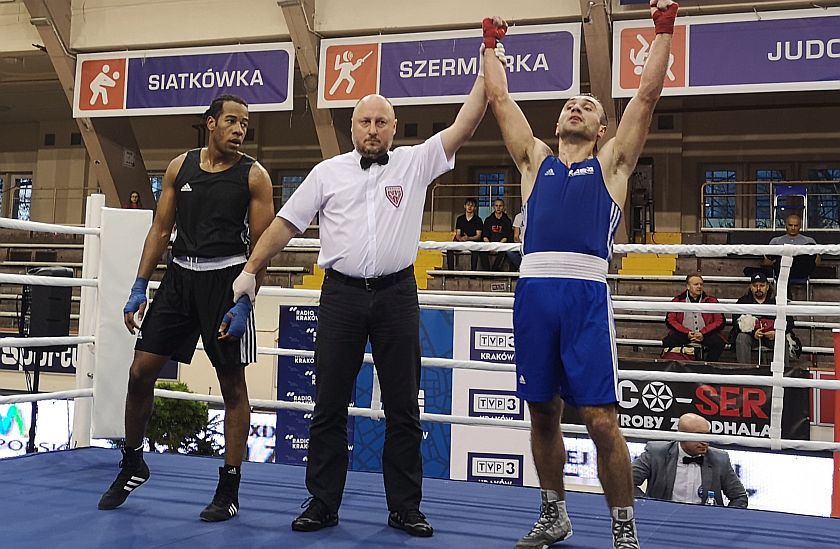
[652,2,679,35]
[482,17,508,49]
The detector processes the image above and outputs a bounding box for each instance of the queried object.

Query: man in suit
[632,413,748,508]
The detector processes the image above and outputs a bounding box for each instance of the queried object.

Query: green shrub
[147,381,222,456]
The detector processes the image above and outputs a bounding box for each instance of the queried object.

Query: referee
[231,77,487,535]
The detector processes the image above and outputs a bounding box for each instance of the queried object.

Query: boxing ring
[2,195,840,547]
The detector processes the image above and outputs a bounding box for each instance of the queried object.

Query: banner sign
[0,344,77,374]
[607,359,810,440]
[318,24,580,108]
[0,335,177,378]
[274,306,330,465]
[613,8,840,97]
[73,43,295,117]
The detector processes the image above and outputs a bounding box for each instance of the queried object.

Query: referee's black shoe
[98,447,150,510]
[200,465,241,522]
[388,509,434,537]
[291,497,339,531]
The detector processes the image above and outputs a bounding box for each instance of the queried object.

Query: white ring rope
[152,389,840,452]
[285,237,837,257]
[0,336,94,348]
[0,389,92,405]
[0,273,98,288]
[263,347,840,390]
[0,217,100,236]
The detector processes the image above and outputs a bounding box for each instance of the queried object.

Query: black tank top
[171,148,254,258]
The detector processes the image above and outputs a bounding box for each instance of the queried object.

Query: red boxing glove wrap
[652,2,679,35]
[482,17,508,49]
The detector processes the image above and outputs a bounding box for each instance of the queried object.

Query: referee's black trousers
[305,269,423,513]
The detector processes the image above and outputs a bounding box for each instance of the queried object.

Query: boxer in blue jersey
[483,3,678,548]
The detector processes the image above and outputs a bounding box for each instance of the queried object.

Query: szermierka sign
[613,7,840,97]
[73,43,295,117]
[318,24,580,108]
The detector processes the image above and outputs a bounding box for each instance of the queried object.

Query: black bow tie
[683,455,704,466]
[360,154,389,170]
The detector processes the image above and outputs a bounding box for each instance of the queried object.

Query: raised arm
[483,17,552,198]
[600,1,678,198]
[439,53,488,161]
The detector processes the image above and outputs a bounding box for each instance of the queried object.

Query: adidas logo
[180,182,193,192]
[569,166,595,177]
[544,168,555,176]
[122,475,147,492]
[519,375,526,385]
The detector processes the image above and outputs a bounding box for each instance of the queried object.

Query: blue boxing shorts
[513,277,619,406]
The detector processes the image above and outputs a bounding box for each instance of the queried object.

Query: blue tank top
[522,156,621,260]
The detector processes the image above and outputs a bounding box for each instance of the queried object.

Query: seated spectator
[730,271,801,365]
[447,197,482,271]
[632,413,748,508]
[763,212,820,281]
[123,190,144,209]
[662,274,726,361]
[480,199,513,271]
[505,208,524,272]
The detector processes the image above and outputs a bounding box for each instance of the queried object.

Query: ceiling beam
[22,0,153,209]
[279,0,348,159]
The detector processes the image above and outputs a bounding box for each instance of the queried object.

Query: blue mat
[0,448,838,548]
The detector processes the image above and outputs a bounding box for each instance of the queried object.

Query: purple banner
[274,306,356,465]
[379,32,574,99]
[127,50,290,109]
[690,16,840,87]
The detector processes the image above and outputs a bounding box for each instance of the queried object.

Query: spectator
[662,274,726,361]
[505,208,524,271]
[632,413,748,508]
[123,190,144,209]
[763,212,820,280]
[730,271,801,365]
[447,198,483,270]
[480,198,513,271]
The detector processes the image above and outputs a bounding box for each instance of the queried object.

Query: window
[149,175,164,202]
[807,168,840,229]
[477,171,506,219]
[276,175,305,207]
[12,176,33,221]
[703,169,736,228]
[755,169,785,229]
[0,175,4,216]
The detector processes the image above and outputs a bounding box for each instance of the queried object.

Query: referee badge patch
[385,185,403,208]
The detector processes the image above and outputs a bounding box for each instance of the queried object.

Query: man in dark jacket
[480,198,513,271]
[662,274,727,361]
[632,413,748,508]
[730,271,800,365]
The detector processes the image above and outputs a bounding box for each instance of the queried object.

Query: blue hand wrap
[223,296,252,338]
[123,277,148,315]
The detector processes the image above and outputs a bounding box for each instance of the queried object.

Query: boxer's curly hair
[203,94,248,123]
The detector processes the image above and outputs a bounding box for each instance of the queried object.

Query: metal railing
[700,180,840,232]
[2,184,101,225]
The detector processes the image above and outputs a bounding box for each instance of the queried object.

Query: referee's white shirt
[278,133,454,278]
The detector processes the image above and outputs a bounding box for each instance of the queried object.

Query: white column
[71,194,105,448]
